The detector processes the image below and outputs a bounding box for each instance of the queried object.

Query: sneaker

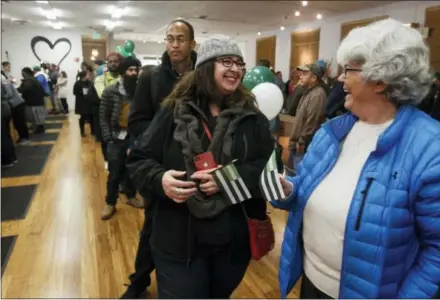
[100,205,116,220]
[104,161,108,170]
[127,197,144,209]
[17,139,31,145]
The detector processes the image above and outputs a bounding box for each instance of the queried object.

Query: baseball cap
[296,63,324,78]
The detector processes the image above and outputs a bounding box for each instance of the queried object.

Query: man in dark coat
[121,18,197,299]
[73,71,94,137]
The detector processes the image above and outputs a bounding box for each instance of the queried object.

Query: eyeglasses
[164,36,187,45]
[216,58,246,70]
[344,67,362,78]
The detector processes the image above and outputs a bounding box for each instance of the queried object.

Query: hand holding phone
[194,151,217,171]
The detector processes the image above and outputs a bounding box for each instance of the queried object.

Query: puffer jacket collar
[325,105,413,155]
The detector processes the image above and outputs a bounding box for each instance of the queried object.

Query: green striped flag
[213,161,252,204]
[259,150,286,201]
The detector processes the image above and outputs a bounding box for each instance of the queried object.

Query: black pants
[152,246,249,298]
[11,103,29,140]
[105,139,136,205]
[59,98,69,113]
[79,114,94,135]
[127,202,156,293]
[92,105,101,141]
[300,275,332,299]
[1,115,17,165]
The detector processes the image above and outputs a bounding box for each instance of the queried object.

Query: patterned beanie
[195,35,243,68]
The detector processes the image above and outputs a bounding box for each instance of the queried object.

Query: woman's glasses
[217,58,246,70]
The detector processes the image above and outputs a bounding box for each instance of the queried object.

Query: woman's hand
[162,170,197,203]
[191,167,221,196]
[279,174,293,197]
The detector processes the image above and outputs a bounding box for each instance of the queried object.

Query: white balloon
[251,82,283,121]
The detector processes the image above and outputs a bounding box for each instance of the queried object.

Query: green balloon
[243,66,275,91]
[124,40,135,53]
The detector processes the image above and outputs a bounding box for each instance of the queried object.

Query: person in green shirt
[93,52,123,166]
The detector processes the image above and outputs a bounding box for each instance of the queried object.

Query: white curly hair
[336,18,434,105]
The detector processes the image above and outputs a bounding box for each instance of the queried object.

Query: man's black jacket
[128,50,197,141]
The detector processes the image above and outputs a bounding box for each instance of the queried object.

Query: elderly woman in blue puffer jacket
[272,18,440,299]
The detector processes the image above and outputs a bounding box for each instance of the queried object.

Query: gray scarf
[173,100,256,219]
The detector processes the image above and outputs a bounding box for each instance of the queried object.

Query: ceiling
[1,0,400,42]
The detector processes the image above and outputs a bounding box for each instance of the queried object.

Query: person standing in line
[18,67,47,134]
[99,57,144,220]
[56,71,69,113]
[94,52,123,168]
[1,73,30,144]
[73,71,94,137]
[121,18,197,299]
[1,81,17,167]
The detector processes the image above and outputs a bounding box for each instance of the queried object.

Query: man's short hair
[167,18,195,41]
[2,61,10,67]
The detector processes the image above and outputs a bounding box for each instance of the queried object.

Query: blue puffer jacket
[271,105,440,298]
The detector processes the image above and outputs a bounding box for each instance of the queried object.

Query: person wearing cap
[99,57,144,220]
[286,62,327,175]
[122,18,197,299]
[94,52,123,167]
[273,19,440,299]
[33,65,51,98]
[127,35,273,298]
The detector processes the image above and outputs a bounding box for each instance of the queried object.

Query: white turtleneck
[302,119,393,298]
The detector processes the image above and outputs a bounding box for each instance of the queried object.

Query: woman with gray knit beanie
[127,35,274,298]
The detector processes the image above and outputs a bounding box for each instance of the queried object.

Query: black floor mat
[15,144,53,158]
[30,132,59,142]
[1,185,36,221]
[1,156,49,178]
[1,236,17,276]
[46,115,67,120]
[44,123,63,129]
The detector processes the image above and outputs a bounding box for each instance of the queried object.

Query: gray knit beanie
[195,35,243,68]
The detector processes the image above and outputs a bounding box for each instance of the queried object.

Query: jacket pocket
[355,177,374,231]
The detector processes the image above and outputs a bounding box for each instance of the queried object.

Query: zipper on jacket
[355,178,374,231]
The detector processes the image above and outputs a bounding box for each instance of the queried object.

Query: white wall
[109,39,166,57]
[1,26,83,108]
[242,1,439,81]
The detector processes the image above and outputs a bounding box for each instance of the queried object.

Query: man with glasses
[121,18,197,299]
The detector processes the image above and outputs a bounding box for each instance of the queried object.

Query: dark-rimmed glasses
[216,58,246,70]
[344,66,362,77]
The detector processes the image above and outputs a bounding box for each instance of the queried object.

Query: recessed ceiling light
[111,7,125,19]
[295,11,300,16]
[50,21,62,29]
[317,13,322,19]
[142,40,146,43]
[302,1,308,6]
[42,8,57,20]
[36,0,48,3]
[91,49,99,57]
[280,26,285,31]
[257,32,261,36]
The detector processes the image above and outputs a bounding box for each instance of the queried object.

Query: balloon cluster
[243,66,283,121]
[116,40,136,58]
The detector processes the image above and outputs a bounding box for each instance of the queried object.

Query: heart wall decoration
[30,36,72,66]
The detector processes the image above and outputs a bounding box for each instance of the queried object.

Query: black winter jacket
[17,77,45,106]
[128,50,198,140]
[127,105,274,262]
[73,80,94,115]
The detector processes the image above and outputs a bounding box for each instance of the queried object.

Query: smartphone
[194,152,217,171]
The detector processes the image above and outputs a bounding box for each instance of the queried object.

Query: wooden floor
[1,113,300,298]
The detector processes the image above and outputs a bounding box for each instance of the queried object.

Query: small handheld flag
[259,150,286,201]
[212,160,252,205]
